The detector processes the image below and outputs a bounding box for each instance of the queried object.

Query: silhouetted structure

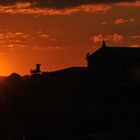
[86,40,140,83]
[1,41,140,140]
[31,64,41,75]
[49,67,87,75]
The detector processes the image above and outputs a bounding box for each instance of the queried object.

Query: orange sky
[0,0,140,76]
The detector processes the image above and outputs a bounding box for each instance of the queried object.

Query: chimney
[36,64,41,73]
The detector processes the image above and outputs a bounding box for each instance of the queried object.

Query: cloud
[33,46,62,50]
[0,33,4,40]
[91,33,124,43]
[33,0,140,9]
[115,18,135,24]
[40,34,49,38]
[130,35,140,39]
[15,2,33,9]
[0,0,139,15]
[79,4,111,13]
[130,44,140,48]
[33,46,47,50]
[101,21,107,25]
[47,46,62,50]
[1,44,28,50]
[115,0,140,7]
[111,34,124,42]
[0,0,138,9]
[0,31,60,52]
[91,34,104,43]
[0,3,112,15]
[0,32,30,42]
[0,32,31,51]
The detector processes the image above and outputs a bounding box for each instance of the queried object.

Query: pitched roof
[49,67,88,74]
[86,42,140,59]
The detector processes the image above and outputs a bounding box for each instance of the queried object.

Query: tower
[36,64,41,73]
[31,64,41,75]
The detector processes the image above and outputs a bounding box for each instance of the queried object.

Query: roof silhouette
[49,67,87,74]
[87,41,140,59]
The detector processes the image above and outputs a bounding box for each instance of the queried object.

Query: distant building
[86,40,140,82]
[49,67,87,74]
[31,64,41,75]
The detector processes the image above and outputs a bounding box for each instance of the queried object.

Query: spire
[102,40,107,48]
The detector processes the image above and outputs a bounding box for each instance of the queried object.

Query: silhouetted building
[86,40,140,83]
[31,64,41,75]
[50,67,87,74]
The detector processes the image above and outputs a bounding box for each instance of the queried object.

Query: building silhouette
[31,64,41,75]
[86,40,140,83]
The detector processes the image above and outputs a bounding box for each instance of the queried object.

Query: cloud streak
[130,35,140,39]
[115,18,135,24]
[91,34,124,43]
[0,3,112,15]
[0,0,139,15]
[130,44,140,48]
[115,0,140,6]
[33,46,62,50]
[0,0,139,9]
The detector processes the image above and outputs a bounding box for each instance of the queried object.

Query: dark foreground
[0,72,139,139]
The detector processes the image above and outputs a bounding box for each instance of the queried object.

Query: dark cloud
[35,0,139,9]
[0,0,138,9]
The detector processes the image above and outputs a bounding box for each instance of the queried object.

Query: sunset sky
[0,0,140,76]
